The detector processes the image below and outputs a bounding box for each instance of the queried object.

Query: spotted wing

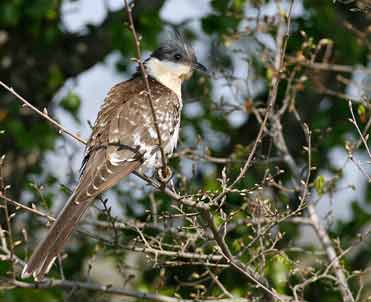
[78,76,180,199]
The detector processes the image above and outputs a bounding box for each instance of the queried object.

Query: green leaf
[358,104,366,116]
[357,103,367,123]
[231,0,246,13]
[48,64,64,91]
[60,91,81,121]
[314,175,325,195]
[265,254,292,293]
[232,239,242,252]
[213,213,223,228]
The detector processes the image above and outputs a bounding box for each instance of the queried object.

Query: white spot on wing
[109,152,126,166]
[105,165,112,173]
[148,127,157,138]
[133,132,142,146]
[166,120,180,154]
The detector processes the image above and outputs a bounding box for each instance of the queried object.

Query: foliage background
[0,0,370,301]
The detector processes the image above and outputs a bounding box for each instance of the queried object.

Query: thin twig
[201,209,284,301]
[11,279,248,302]
[0,155,16,279]
[272,100,355,302]
[208,268,233,298]
[0,193,222,263]
[211,0,294,206]
[0,193,55,222]
[307,205,354,302]
[122,0,168,176]
[290,58,371,74]
[348,100,371,160]
[273,97,355,302]
[0,81,86,144]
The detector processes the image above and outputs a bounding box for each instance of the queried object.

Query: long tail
[22,153,141,280]
[21,192,93,281]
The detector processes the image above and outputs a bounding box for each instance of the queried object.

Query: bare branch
[0,81,86,145]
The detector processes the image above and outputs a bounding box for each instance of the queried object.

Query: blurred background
[0,0,370,301]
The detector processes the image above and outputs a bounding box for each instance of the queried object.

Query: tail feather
[22,159,142,280]
[21,193,93,280]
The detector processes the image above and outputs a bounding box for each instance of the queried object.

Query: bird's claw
[156,166,173,184]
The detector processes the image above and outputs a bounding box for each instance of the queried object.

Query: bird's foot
[156,166,173,185]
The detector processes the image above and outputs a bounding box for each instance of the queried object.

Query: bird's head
[144,33,208,86]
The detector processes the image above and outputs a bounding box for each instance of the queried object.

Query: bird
[21,34,208,281]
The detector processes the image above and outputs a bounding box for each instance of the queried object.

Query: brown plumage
[22,77,181,280]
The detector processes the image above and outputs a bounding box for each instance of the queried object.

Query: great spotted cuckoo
[22,34,208,280]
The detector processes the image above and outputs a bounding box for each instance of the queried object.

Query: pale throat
[145,57,191,100]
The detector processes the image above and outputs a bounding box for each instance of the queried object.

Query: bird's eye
[174,53,182,61]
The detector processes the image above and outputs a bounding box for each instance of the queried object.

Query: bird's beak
[192,61,209,76]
